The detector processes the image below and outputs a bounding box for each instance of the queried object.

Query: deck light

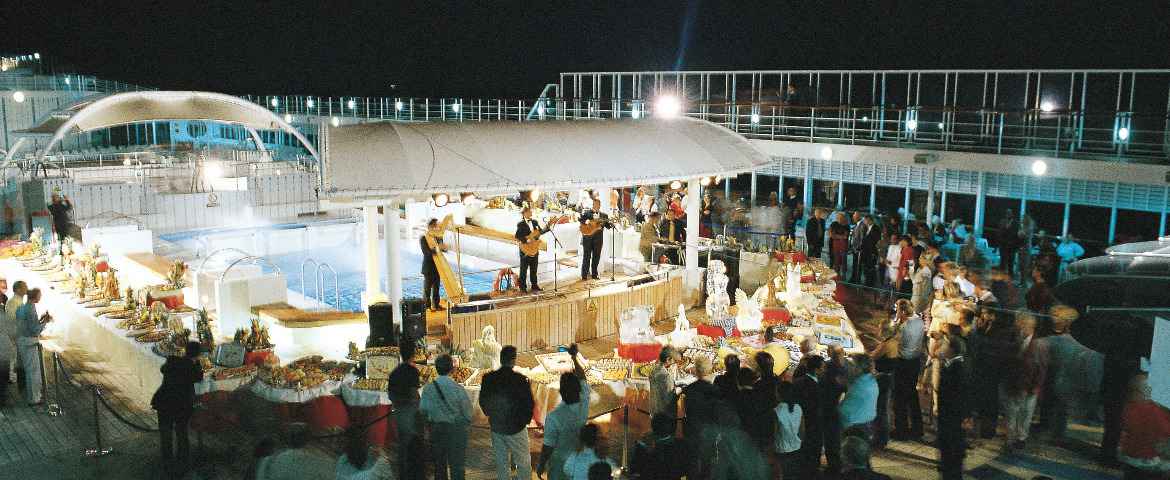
[938,122,945,130]
[395,101,404,111]
[536,105,546,116]
[270,98,279,108]
[630,108,641,119]
[906,119,918,131]
[331,117,340,127]
[283,114,293,123]
[1031,159,1048,176]
[1118,127,1130,141]
[669,180,683,190]
[306,99,315,108]
[700,177,712,187]
[1040,101,1055,113]
[750,113,760,124]
[347,99,357,110]
[451,103,461,113]
[655,95,682,118]
[11,91,24,103]
[820,146,833,160]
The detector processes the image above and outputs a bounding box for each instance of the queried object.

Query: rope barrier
[93,385,159,433]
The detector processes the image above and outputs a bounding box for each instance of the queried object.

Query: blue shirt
[838,373,878,429]
[16,302,43,338]
[898,315,925,360]
[420,375,473,425]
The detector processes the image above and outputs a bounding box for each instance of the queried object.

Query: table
[340,382,395,447]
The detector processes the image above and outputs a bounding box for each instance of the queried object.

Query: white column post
[363,205,382,305]
[686,180,701,269]
[925,167,936,226]
[750,171,758,206]
[974,172,987,237]
[384,201,403,327]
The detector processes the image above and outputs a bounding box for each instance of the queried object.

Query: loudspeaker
[367,302,396,347]
[401,298,428,343]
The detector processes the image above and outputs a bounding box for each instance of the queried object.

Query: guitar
[579,211,612,236]
[519,215,568,257]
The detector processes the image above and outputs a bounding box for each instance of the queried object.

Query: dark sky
[5,0,1169,98]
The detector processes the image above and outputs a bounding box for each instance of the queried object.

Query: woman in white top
[774,382,803,479]
[884,234,902,289]
[562,424,615,480]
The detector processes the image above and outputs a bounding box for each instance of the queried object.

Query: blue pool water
[161,223,500,312]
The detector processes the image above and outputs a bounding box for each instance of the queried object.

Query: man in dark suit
[805,208,826,260]
[937,334,968,480]
[795,355,827,477]
[419,218,446,311]
[514,207,548,293]
[578,198,612,280]
[997,209,1021,275]
[859,215,882,287]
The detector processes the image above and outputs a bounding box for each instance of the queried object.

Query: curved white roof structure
[34,91,318,161]
[322,116,770,199]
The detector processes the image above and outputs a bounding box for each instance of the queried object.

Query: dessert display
[234,318,274,352]
[353,378,389,391]
[212,364,258,381]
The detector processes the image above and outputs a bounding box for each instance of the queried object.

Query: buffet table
[1,258,168,405]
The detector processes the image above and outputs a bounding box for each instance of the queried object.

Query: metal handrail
[195,247,251,277]
[316,262,340,310]
[218,255,282,283]
[82,211,145,229]
[300,257,320,302]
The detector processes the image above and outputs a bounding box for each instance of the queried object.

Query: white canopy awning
[322,117,770,199]
[31,91,318,161]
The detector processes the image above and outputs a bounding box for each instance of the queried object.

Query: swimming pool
[160,221,502,312]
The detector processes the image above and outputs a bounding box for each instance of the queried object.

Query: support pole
[924,167,936,226]
[902,184,911,233]
[974,172,987,237]
[363,206,383,306]
[384,201,403,327]
[803,162,814,220]
[686,180,701,269]
[750,171,758,206]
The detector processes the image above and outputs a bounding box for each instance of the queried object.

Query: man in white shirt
[536,345,591,480]
[5,281,25,388]
[420,354,472,480]
[894,311,926,440]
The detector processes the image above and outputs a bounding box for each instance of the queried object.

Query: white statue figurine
[470,325,502,370]
[705,260,736,335]
[734,289,763,332]
[668,304,696,348]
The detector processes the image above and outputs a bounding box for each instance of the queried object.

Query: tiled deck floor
[0,286,1124,479]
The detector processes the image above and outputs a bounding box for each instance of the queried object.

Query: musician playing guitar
[514,207,566,293]
[578,198,613,280]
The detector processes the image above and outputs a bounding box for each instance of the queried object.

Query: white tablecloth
[250,378,344,403]
[1,259,166,406]
[195,374,255,396]
[340,381,391,407]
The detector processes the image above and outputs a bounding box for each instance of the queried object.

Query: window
[186,122,207,138]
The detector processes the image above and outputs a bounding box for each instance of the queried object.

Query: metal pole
[84,386,113,457]
[49,352,62,417]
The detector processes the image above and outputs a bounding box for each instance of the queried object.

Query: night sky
[5,0,1169,98]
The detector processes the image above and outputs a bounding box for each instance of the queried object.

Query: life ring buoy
[492,268,521,294]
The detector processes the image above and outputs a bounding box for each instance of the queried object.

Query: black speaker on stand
[400,298,428,345]
[367,302,397,347]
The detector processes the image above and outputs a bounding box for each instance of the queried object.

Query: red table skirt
[616,342,662,363]
[308,396,349,435]
[696,323,741,338]
[350,405,395,447]
[191,391,237,433]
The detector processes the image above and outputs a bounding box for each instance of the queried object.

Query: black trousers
[1000,247,1017,275]
[850,250,863,283]
[422,270,441,309]
[807,242,823,261]
[581,234,603,279]
[860,254,878,287]
[0,360,8,406]
[893,358,924,436]
[518,253,539,290]
[158,409,192,461]
[937,414,965,480]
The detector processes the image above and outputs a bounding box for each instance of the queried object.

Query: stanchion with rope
[84,385,114,458]
[48,351,63,417]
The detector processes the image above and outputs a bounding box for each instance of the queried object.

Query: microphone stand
[547,224,563,293]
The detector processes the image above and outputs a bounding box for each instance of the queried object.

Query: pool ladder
[300,258,339,310]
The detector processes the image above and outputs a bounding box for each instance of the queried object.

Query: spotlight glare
[1040,101,1055,113]
[283,114,292,123]
[203,162,224,181]
[1118,126,1131,141]
[529,189,541,201]
[536,105,546,116]
[394,100,404,111]
[938,122,945,130]
[906,119,918,131]
[630,108,641,119]
[347,99,357,110]
[861,116,868,122]
[1030,159,1048,176]
[669,180,683,190]
[64,77,71,85]
[269,98,279,107]
[700,176,712,187]
[451,103,461,113]
[750,113,761,124]
[432,193,450,207]
[11,91,25,103]
[306,98,315,108]
[330,116,340,127]
[819,146,834,160]
[655,95,683,118]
